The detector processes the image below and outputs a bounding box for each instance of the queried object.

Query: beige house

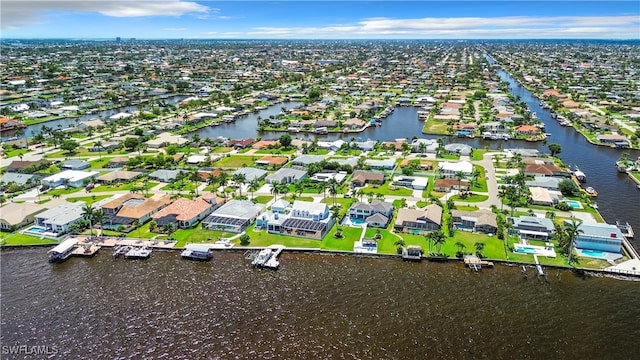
[0,202,47,231]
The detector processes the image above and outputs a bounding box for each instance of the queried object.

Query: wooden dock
[464,255,482,272]
[72,244,101,257]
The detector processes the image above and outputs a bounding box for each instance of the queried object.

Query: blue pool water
[350,217,365,225]
[581,249,606,258]
[515,246,538,254]
[564,200,583,209]
[26,226,46,234]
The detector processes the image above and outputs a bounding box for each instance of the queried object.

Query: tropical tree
[426,230,447,255]
[454,171,465,194]
[92,209,104,235]
[564,218,583,266]
[190,169,201,196]
[232,173,247,197]
[474,242,485,258]
[548,143,562,157]
[454,241,466,257]
[327,178,339,206]
[248,179,260,200]
[394,239,406,254]
[81,203,96,236]
[218,172,230,198]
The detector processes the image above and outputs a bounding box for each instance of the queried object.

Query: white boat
[124,246,152,259]
[573,168,586,183]
[616,221,635,239]
[251,248,272,267]
[48,238,78,263]
[181,244,213,261]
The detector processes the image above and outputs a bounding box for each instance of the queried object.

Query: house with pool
[346,200,394,228]
[575,222,626,254]
[509,216,555,240]
[256,200,333,239]
[394,204,442,235]
[451,209,497,234]
[202,200,264,233]
[33,201,86,237]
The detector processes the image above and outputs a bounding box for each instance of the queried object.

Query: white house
[42,170,98,188]
[34,201,86,236]
[575,222,626,253]
[438,161,473,178]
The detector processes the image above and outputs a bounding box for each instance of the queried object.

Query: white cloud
[1,0,210,29]
[248,15,639,39]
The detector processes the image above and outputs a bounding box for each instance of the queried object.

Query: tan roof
[434,178,469,189]
[395,204,442,227]
[96,170,142,182]
[0,202,47,225]
[151,197,212,221]
[257,156,288,165]
[101,194,145,210]
[117,195,172,218]
[451,209,497,228]
[351,171,384,184]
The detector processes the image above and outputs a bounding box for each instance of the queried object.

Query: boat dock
[464,255,482,272]
[251,245,285,270]
[72,243,101,257]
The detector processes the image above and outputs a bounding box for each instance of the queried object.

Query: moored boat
[48,238,78,263]
[181,244,213,261]
[124,246,152,259]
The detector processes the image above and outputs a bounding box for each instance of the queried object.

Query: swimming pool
[350,217,365,225]
[564,200,583,209]
[514,246,538,254]
[26,226,46,234]
[580,249,606,259]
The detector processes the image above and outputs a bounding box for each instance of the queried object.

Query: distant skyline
[1,1,639,40]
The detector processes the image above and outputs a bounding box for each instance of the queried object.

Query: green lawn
[67,195,112,204]
[93,181,158,192]
[421,118,449,134]
[450,194,488,202]
[213,155,256,168]
[0,233,58,246]
[472,166,488,192]
[253,148,296,155]
[253,195,274,204]
[362,183,413,197]
[90,158,111,169]
[46,187,84,196]
[241,224,323,248]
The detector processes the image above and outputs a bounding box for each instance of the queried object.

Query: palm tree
[271,182,287,201]
[498,186,507,212]
[454,241,466,256]
[474,242,485,257]
[316,181,328,200]
[232,173,247,198]
[218,172,230,198]
[248,179,260,200]
[426,230,446,255]
[564,218,583,266]
[94,140,103,160]
[394,239,406,254]
[81,203,96,236]
[327,178,339,206]
[190,169,201,196]
[92,208,104,235]
[454,171,465,193]
[62,178,70,190]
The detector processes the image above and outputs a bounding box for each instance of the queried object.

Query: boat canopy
[48,238,78,254]
[185,244,212,253]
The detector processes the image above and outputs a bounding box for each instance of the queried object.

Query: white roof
[49,238,78,254]
[438,160,473,174]
[42,170,98,184]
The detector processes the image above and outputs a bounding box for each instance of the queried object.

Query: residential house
[353,140,376,151]
[351,170,385,187]
[365,158,396,170]
[451,209,497,234]
[400,158,433,170]
[525,176,564,191]
[438,161,473,178]
[41,170,98,188]
[146,132,188,148]
[255,156,288,167]
[62,159,91,170]
[291,155,325,167]
[343,118,366,130]
[433,178,470,192]
[95,170,142,184]
[232,167,267,182]
[411,138,439,153]
[528,187,562,206]
[347,200,394,228]
[274,201,333,239]
[0,172,39,189]
[523,163,568,177]
[393,176,429,190]
[515,125,541,136]
[202,200,264,233]
[265,168,307,184]
[148,169,181,182]
[106,156,129,168]
[5,160,50,173]
[151,196,223,228]
[101,194,172,230]
[228,138,255,149]
[443,143,473,156]
[0,202,47,231]
[575,222,626,253]
[34,201,86,236]
[509,216,555,240]
[394,204,443,234]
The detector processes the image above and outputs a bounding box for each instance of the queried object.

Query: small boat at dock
[48,238,78,263]
[616,221,635,239]
[181,244,213,261]
[124,246,152,259]
[251,245,285,270]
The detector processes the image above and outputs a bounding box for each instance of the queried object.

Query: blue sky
[2,1,639,39]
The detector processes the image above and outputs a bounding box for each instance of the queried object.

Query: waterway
[1,248,639,359]
[19,95,188,138]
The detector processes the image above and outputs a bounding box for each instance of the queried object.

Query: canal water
[21,95,188,138]
[1,248,639,359]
